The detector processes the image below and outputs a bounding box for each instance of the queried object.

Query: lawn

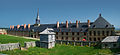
[0,35,119,55]
[0,35,36,46]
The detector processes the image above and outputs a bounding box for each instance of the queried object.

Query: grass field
[0,35,119,55]
[0,35,36,46]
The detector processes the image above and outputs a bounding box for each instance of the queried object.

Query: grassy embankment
[0,35,119,55]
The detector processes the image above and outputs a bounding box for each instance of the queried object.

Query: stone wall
[0,43,20,51]
[24,41,36,48]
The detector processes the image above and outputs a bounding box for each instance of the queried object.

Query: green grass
[0,35,36,46]
[0,44,113,55]
[0,35,119,55]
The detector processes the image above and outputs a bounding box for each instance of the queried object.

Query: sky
[0,0,120,28]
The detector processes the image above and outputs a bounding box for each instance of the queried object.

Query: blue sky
[0,0,120,28]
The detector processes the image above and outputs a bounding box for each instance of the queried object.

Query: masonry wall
[88,28,115,41]
[55,32,87,41]
[0,43,20,51]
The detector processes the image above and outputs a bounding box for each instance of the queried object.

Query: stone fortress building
[7,9,115,42]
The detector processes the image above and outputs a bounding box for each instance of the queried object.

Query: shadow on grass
[110,48,120,53]
[35,41,40,47]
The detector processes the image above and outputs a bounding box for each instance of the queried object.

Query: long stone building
[7,9,115,42]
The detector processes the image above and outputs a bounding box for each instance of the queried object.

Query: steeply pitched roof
[90,14,114,28]
[39,28,55,34]
[102,36,120,42]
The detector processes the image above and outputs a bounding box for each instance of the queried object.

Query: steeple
[37,8,40,20]
[99,13,102,17]
[35,8,40,24]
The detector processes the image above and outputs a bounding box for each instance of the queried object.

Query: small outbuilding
[101,36,120,48]
[39,28,55,49]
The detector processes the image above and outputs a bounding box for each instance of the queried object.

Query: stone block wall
[24,41,36,48]
[0,43,20,51]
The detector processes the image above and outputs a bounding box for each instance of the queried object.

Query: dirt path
[7,35,40,40]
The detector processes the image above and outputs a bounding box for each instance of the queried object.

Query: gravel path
[7,35,40,40]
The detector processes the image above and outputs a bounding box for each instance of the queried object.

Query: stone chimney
[66,20,68,28]
[70,21,72,24]
[61,22,63,24]
[57,21,59,28]
[87,20,90,27]
[28,24,31,29]
[79,21,80,23]
[76,20,78,28]
[17,25,20,29]
[10,25,12,29]
[12,25,14,29]
[24,24,26,29]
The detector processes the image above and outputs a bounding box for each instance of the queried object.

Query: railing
[56,40,100,47]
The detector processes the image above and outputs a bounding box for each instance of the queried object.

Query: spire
[37,8,40,20]
[35,8,40,24]
[99,13,102,17]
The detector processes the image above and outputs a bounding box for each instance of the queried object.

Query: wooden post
[81,42,83,46]
[89,42,91,47]
[61,41,62,45]
[74,42,76,46]
[67,41,69,45]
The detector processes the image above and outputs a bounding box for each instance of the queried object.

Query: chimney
[87,20,90,27]
[28,24,31,29]
[76,20,78,28]
[21,24,23,26]
[57,21,59,28]
[59,28,61,32]
[10,25,12,29]
[66,20,68,28]
[24,24,26,29]
[12,25,14,29]
[17,25,20,29]
[61,22,63,24]
[70,21,72,24]
[79,21,80,23]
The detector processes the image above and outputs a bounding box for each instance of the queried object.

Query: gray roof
[90,16,114,28]
[102,36,120,42]
[8,14,114,32]
[39,28,55,34]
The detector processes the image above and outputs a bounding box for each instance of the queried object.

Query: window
[66,32,68,35]
[62,32,64,35]
[56,32,58,35]
[113,44,117,47]
[106,31,109,36]
[102,37,105,39]
[77,32,79,35]
[84,32,86,35]
[77,37,79,40]
[105,44,108,47]
[61,37,64,40]
[89,38,92,41]
[72,32,74,35]
[94,31,96,36]
[98,38,100,41]
[93,25,96,28]
[66,37,68,40]
[94,38,96,41]
[105,25,108,28]
[98,31,100,36]
[111,31,113,35]
[56,36,58,39]
[102,31,105,36]
[89,31,92,36]
[72,37,75,40]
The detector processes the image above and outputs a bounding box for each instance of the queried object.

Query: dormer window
[93,25,96,28]
[105,25,108,28]
[80,29,82,32]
